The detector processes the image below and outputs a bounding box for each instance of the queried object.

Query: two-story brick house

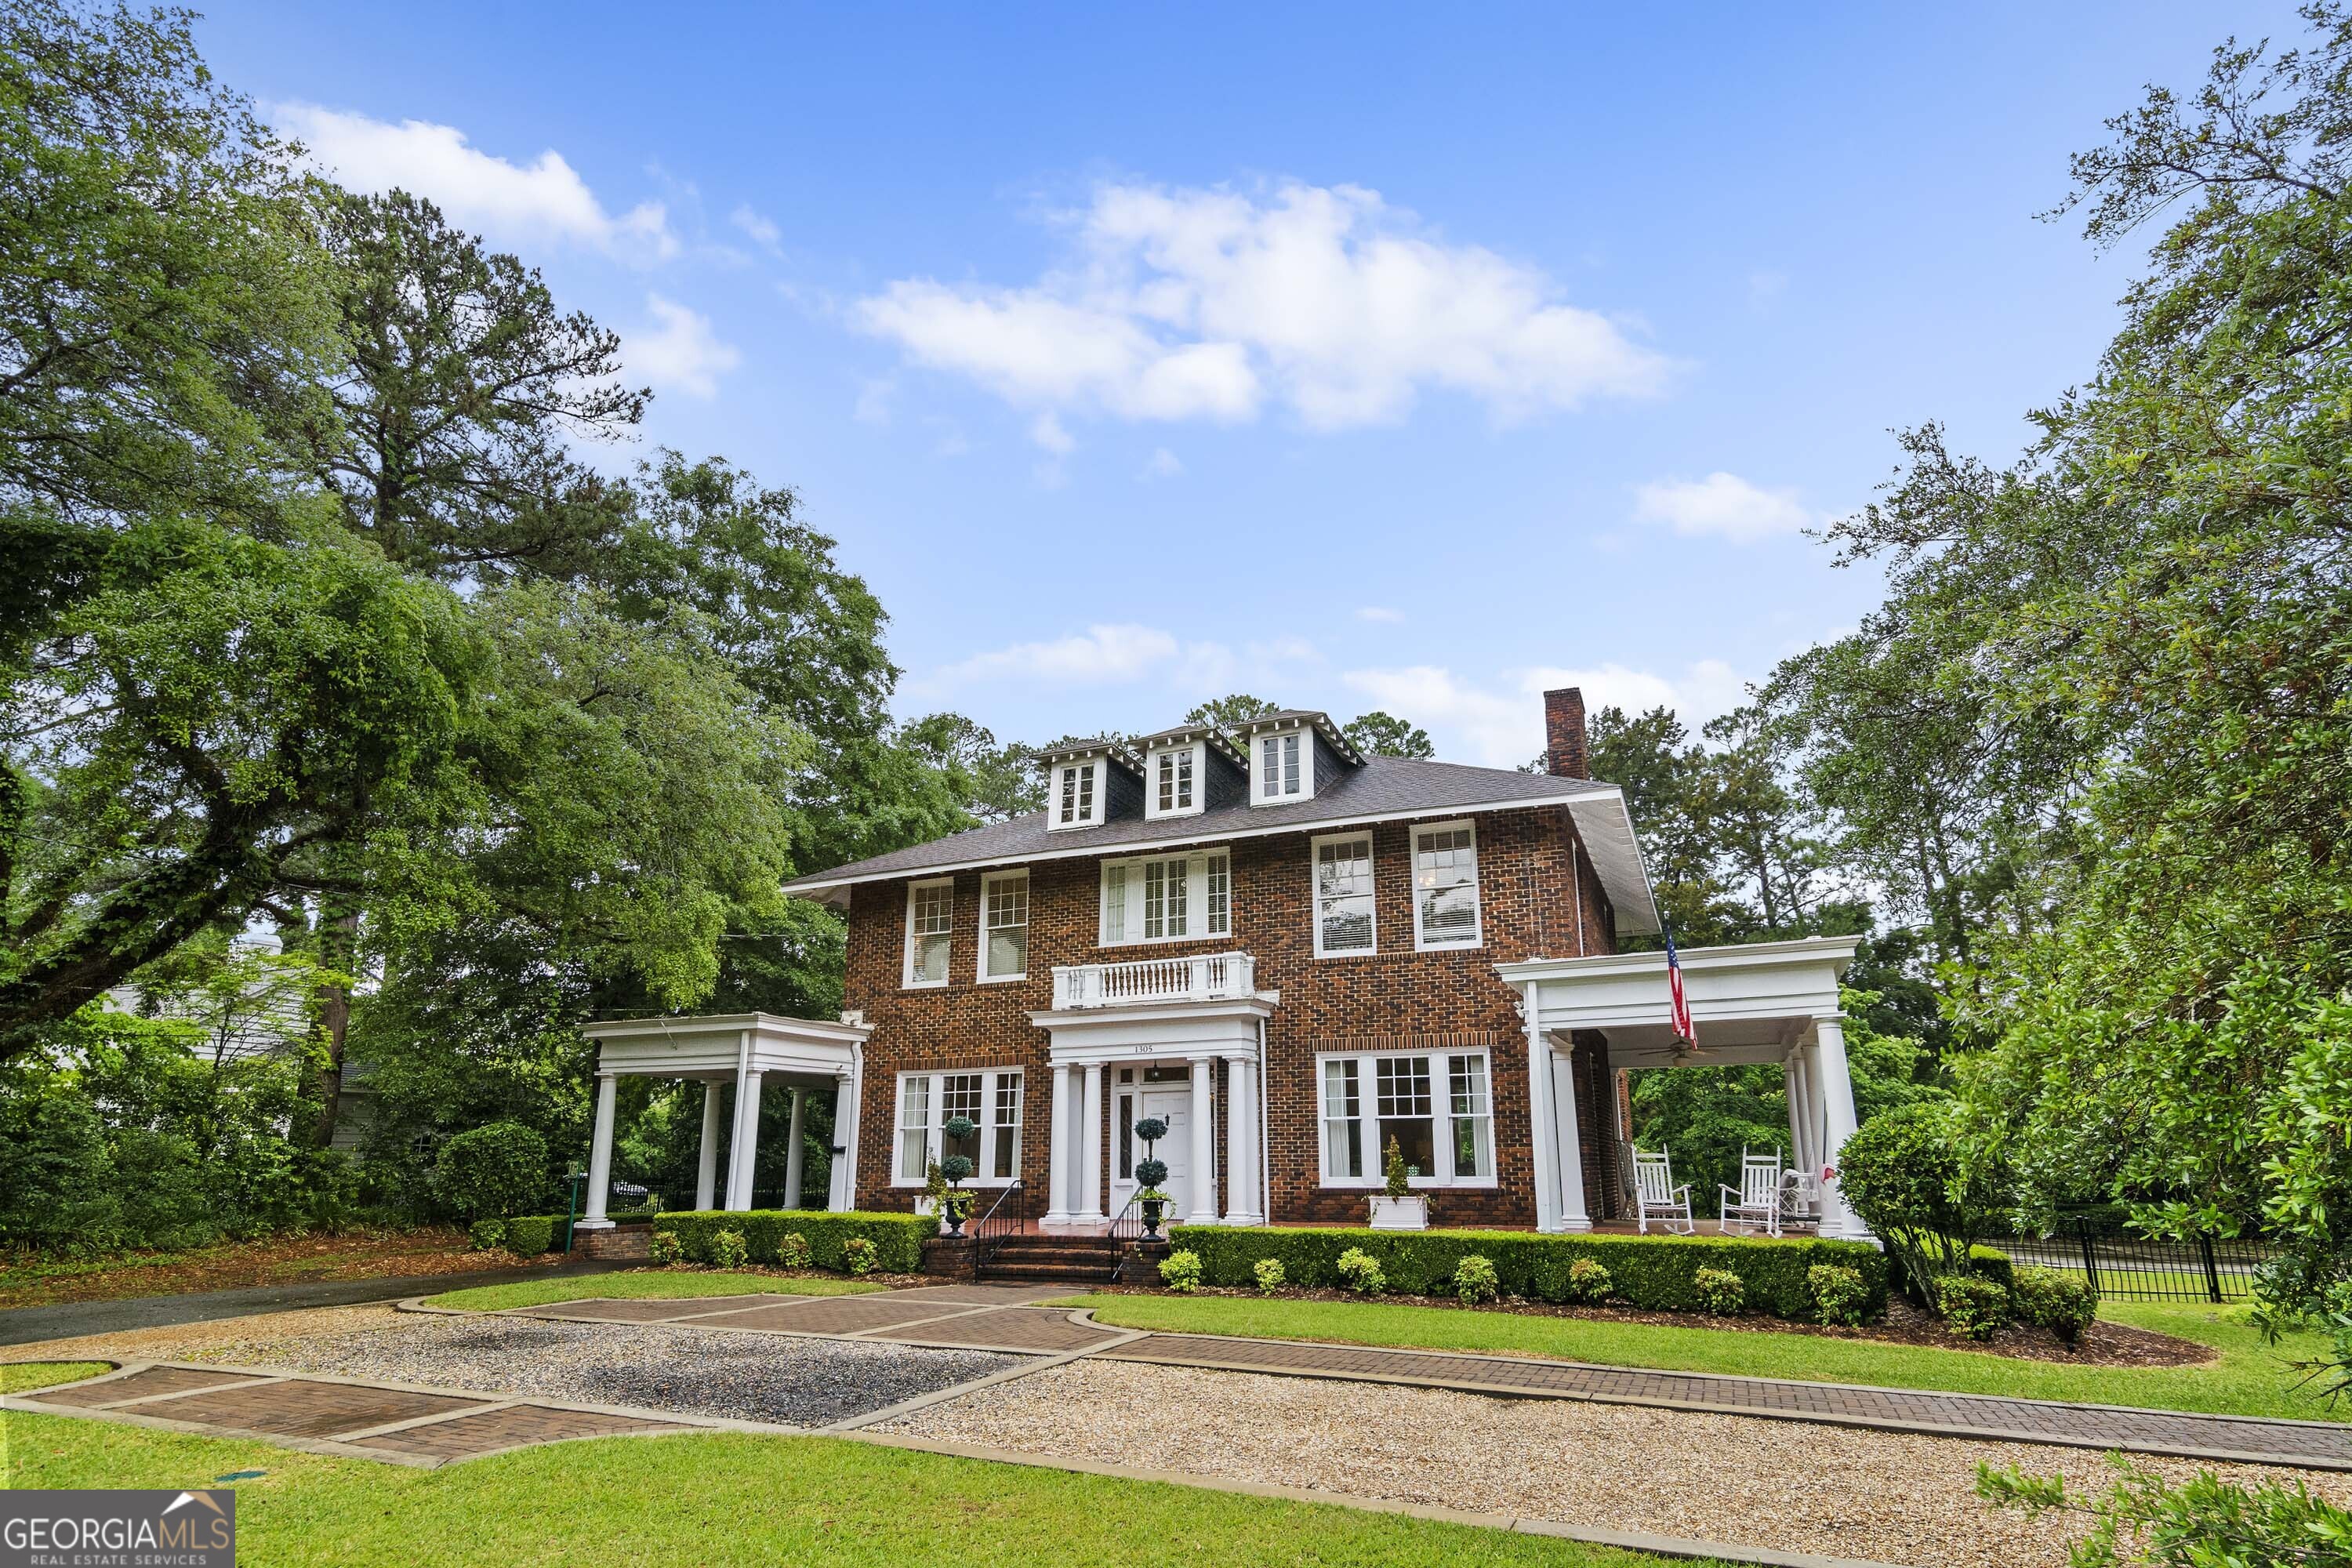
[575,688,1873,1244]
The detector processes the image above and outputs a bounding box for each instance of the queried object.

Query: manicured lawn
[1065,1294,2345,1423]
[0,1408,1701,1566]
[1,1362,111,1393]
[428,1269,885,1312]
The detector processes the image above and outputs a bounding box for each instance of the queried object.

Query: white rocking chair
[1719,1147,1784,1237]
[1631,1147,1695,1235]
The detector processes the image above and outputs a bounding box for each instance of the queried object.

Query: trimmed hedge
[652,1210,937,1275]
[1164,1225,1888,1320]
[504,1214,560,1256]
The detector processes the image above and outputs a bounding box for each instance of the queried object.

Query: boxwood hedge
[652,1210,937,1275]
[504,1214,560,1256]
[1163,1225,1888,1320]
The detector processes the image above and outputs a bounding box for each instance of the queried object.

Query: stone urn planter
[1367,1194,1428,1231]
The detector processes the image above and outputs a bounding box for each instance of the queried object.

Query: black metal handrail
[1107,1191,1145,1246]
[972,1181,1025,1273]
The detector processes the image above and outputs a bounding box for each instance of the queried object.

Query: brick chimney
[1544,687,1588,779]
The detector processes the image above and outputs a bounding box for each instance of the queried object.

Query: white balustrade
[1051,951,1255,1009]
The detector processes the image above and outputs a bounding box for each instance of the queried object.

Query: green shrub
[1160,1250,1203,1293]
[1252,1257,1285,1295]
[1163,1226,1887,1321]
[1969,1244,2015,1287]
[1382,1135,1411,1200]
[1980,1458,2352,1565]
[434,1122,549,1223]
[1566,1256,1613,1304]
[1693,1266,1745,1315]
[2013,1266,2099,1345]
[503,1215,558,1256]
[652,1210,936,1274]
[646,1231,683,1265]
[1453,1254,1499,1306]
[709,1229,749,1269]
[1336,1247,1386,1294]
[1837,1102,2004,1307]
[467,1218,506,1251]
[842,1236,878,1274]
[778,1232,811,1269]
[1937,1274,2012,1341]
[1809,1264,1871,1327]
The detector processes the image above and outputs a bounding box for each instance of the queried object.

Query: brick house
[575,688,1873,1243]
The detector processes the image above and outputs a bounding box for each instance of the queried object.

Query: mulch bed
[1084,1283,2216,1367]
[0,1228,568,1310]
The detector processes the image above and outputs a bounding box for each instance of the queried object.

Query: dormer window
[1259,731,1303,800]
[1054,760,1099,828]
[1157,749,1193,812]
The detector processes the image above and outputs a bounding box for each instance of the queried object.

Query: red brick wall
[842,804,1619,1227]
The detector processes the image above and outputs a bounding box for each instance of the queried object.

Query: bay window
[1100,849,1232,945]
[1410,819,1483,949]
[980,871,1029,981]
[903,877,953,987]
[892,1067,1023,1185]
[1316,1050,1494,1188]
[1312,832,1376,956]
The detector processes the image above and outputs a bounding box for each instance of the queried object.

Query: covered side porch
[575,1012,872,1228]
[1495,936,1872,1243]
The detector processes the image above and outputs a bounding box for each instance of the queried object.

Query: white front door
[1113,1085,1191,1219]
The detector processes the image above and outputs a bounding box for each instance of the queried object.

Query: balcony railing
[1051,951,1257,1009]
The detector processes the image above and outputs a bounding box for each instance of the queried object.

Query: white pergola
[575,1012,872,1228]
[1494,935,1874,1242]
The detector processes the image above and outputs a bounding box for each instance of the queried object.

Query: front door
[1113,1084,1191,1219]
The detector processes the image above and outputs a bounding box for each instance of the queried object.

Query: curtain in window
[897,1075,932,1180]
[1322,1059,1363,1178]
[1449,1054,1492,1179]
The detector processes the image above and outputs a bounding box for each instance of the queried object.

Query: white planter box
[1367,1194,1428,1231]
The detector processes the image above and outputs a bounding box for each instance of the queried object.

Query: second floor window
[1412,820,1483,949]
[1102,850,1231,946]
[981,872,1028,981]
[1259,732,1302,799]
[1156,748,1194,813]
[905,878,953,986]
[1056,762,1097,826]
[1313,833,1376,956]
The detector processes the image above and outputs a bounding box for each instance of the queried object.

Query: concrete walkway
[485,1287,2352,1472]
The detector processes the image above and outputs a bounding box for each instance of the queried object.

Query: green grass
[0,1412,1700,1566]
[1065,1293,2345,1423]
[427,1269,885,1312]
[1,1362,111,1394]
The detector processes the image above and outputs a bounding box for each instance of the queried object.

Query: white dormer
[1133,723,1249,821]
[1237,710,1363,808]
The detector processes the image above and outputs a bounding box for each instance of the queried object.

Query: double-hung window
[1410,820,1483,949]
[893,1067,1023,1185]
[980,871,1029,982]
[1316,1050,1495,1188]
[1101,850,1231,945]
[1258,731,1303,800]
[1312,833,1376,956]
[904,878,953,986]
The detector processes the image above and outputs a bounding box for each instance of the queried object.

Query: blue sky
[197,3,2298,766]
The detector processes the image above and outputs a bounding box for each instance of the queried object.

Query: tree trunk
[309,895,361,1149]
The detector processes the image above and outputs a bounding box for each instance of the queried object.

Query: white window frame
[1410,818,1483,951]
[902,877,954,989]
[1250,727,1316,808]
[978,870,1029,983]
[1309,830,1377,957]
[890,1067,1024,1187]
[1099,848,1232,946]
[1145,742,1203,820]
[1047,757,1105,831]
[1311,1049,1497,1190]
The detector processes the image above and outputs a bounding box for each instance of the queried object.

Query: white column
[1079,1062,1105,1222]
[825,1068,859,1211]
[724,1070,764,1211]
[1186,1054,1218,1225]
[1813,1017,1871,1241]
[1223,1054,1262,1225]
[1043,1060,1076,1225]
[1524,987,1562,1232]
[1551,1046,1592,1232]
[1797,1048,1822,1174]
[695,1080,724,1211]
[579,1071,619,1229]
[782,1087,808,1209]
[1783,1054,1806,1173]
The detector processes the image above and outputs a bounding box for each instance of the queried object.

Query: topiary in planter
[1693,1266,1746,1316]
[1383,1135,1411,1200]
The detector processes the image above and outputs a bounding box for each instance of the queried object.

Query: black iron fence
[1998,1221,2273,1303]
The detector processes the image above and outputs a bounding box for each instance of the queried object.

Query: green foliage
[1336,1247,1387,1295]
[1566,1257,1614,1305]
[841,1236,877,1275]
[708,1229,749,1269]
[1181,695,1279,730]
[1381,1135,1410,1199]
[467,1218,506,1251]
[1341,711,1434,759]
[1980,1454,2352,1566]
[1159,1249,1203,1294]
[1167,1226,1888,1322]
[432,1122,549,1223]
[923,1159,946,1205]
[1452,1254,1499,1306]
[644,1229,681,1266]
[2012,1267,2098,1346]
[1808,1265,1871,1327]
[504,1215,559,1256]
[1936,1276,2011,1341]
[1252,1257,1285,1295]
[1835,1102,2002,1305]
[652,1210,935,1275]
[1692,1267,1745,1316]
[776,1232,811,1269]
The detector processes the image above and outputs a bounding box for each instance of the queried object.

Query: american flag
[1664,921,1696,1044]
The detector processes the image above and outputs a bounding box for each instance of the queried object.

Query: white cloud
[913,622,1319,701]
[1029,411,1076,455]
[627,295,739,398]
[1633,473,1814,544]
[1356,605,1404,624]
[854,377,895,426]
[274,102,677,263]
[1140,446,1184,481]
[731,202,782,252]
[1341,661,1748,767]
[855,180,1668,436]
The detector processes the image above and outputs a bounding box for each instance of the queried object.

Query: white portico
[1029,952,1273,1229]
[1494,936,1874,1243]
[575,1012,872,1228]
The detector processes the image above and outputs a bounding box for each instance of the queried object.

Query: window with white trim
[1154,747,1195,815]
[1315,1050,1495,1188]
[904,878,953,986]
[892,1067,1022,1185]
[980,871,1028,981]
[1410,820,1483,949]
[1101,849,1231,946]
[1312,832,1376,956]
[1258,731,1304,800]
[1051,760,1100,829]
